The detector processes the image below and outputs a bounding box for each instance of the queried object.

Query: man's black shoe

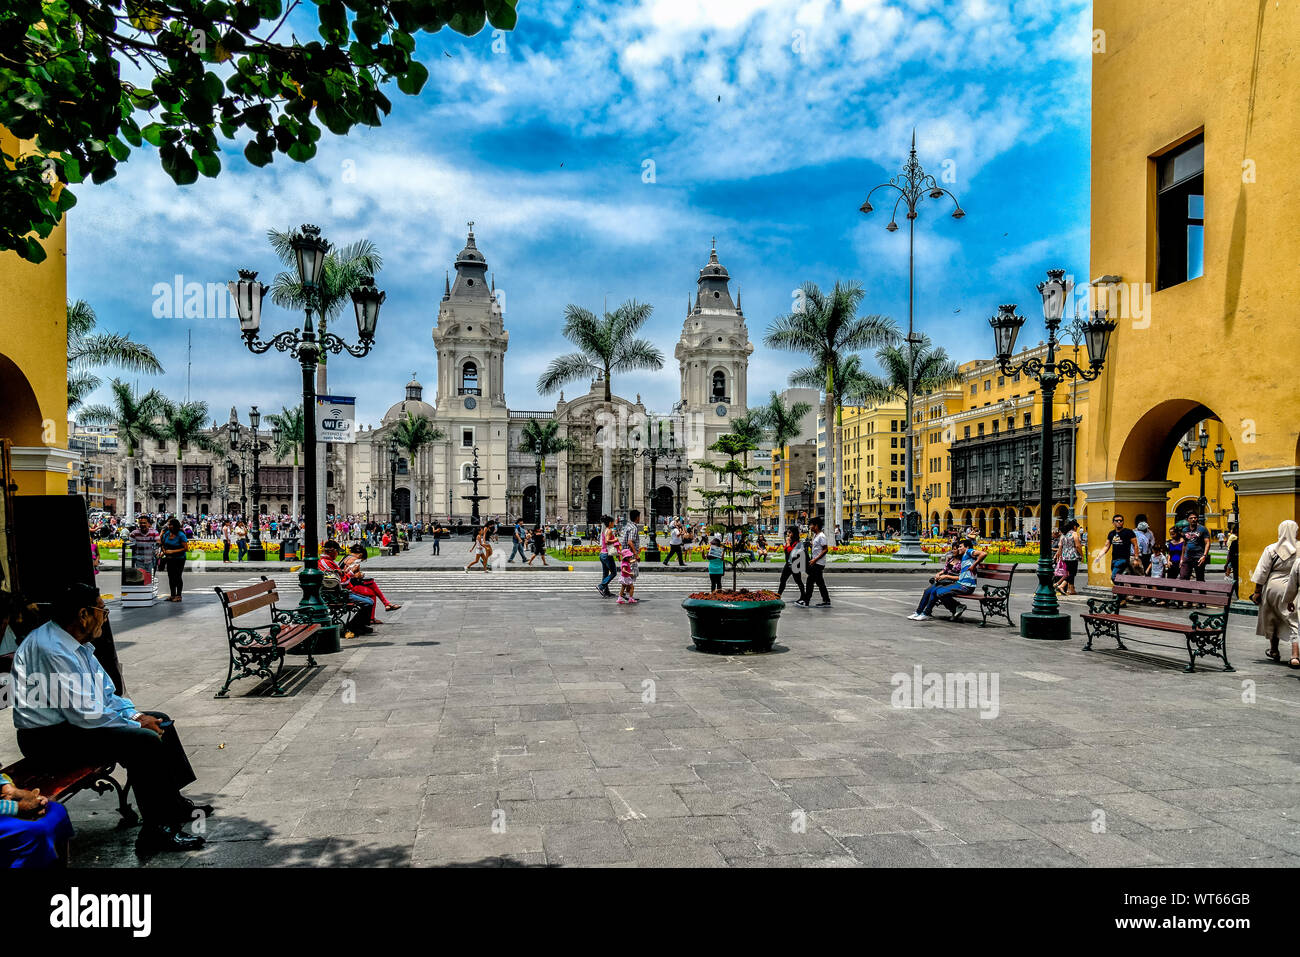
[816,601,832,607]
[137,824,205,854]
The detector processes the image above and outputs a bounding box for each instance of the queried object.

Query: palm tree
[66,299,163,412]
[537,300,664,516]
[266,404,306,522]
[845,336,963,532]
[518,418,580,528]
[755,391,813,540]
[78,379,166,517]
[765,281,897,544]
[267,228,383,535]
[160,399,218,518]
[390,411,445,522]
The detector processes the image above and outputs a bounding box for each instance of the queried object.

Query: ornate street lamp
[921,486,934,536]
[1180,425,1225,518]
[861,130,964,559]
[388,441,400,524]
[875,479,885,535]
[990,269,1116,640]
[632,424,678,562]
[230,224,382,645]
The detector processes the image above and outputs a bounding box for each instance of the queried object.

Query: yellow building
[0,128,72,497]
[1081,0,1299,594]
[827,398,906,533]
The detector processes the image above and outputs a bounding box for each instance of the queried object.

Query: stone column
[1076,480,1178,586]
[1223,467,1300,599]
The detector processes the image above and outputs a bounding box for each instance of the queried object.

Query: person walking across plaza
[464,521,494,572]
[1100,515,1139,601]
[663,519,687,567]
[616,546,638,604]
[597,515,619,598]
[1250,520,1300,666]
[528,524,549,566]
[508,520,527,563]
[1054,519,1084,595]
[620,509,642,597]
[796,519,830,607]
[777,526,805,599]
[159,518,189,602]
[1179,509,1212,583]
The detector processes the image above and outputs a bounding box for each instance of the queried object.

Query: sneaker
[951,604,966,622]
[616,598,628,604]
[595,585,607,597]
[794,600,808,607]
[628,598,640,604]
[816,602,832,607]
[907,613,923,621]
[916,614,932,621]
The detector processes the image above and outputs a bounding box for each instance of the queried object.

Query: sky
[69,0,1094,428]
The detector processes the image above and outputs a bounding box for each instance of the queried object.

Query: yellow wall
[837,399,906,528]
[0,129,69,495]
[1084,0,1300,593]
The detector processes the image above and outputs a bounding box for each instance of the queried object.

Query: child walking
[616,547,638,604]
[707,534,725,591]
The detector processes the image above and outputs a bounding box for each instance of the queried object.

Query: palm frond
[67,371,101,412]
[69,333,163,373]
[537,352,600,396]
[610,338,665,374]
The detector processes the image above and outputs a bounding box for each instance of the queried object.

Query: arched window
[711,370,727,400]
[326,469,334,488]
[461,361,479,394]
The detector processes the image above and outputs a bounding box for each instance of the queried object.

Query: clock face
[464,396,477,410]
[715,404,728,417]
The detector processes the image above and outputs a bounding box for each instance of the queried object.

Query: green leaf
[396,61,428,96]
[286,140,316,162]
[194,151,221,177]
[62,156,83,183]
[141,123,167,147]
[244,140,272,166]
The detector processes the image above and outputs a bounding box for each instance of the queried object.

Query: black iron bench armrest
[1086,596,1121,615]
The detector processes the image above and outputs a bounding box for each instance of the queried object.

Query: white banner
[316,395,356,443]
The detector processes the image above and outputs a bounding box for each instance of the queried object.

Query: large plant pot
[682,597,784,654]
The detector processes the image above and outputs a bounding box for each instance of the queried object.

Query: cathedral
[350,225,755,526]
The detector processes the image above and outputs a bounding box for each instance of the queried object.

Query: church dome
[382,376,436,425]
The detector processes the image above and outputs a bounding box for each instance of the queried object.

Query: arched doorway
[989,510,1002,538]
[943,510,954,532]
[522,485,539,525]
[652,486,674,522]
[585,477,602,525]
[974,509,987,537]
[961,510,973,531]
[1173,497,1200,525]
[393,487,411,523]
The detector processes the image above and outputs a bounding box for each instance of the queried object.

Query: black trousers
[17,713,196,824]
[778,564,804,597]
[663,544,686,566]
[709,573,723,590]
[802,564,829,603]
[165,554,184,597]
[222,541,231,562]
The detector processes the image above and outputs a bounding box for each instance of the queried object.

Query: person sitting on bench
[910,541,965,621]
[320,540,376,634]
[910,538,986,621]
[0,771,74,867]
[11,583,211,854]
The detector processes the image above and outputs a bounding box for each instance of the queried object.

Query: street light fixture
[230,224,383,646]
[861,130,964,560]
[990,269,1116,641]
[632,427,678,562]
[875,479,885,535]
[1180,424,1225,517]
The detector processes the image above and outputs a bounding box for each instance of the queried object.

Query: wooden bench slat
[227,591,279,618]
[1082,614,1198,633]
[219,580,276,603]
[1084,576,1233,671]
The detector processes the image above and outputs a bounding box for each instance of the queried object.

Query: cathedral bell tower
[675,240,753,423]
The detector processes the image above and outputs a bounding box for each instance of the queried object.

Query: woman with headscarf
[1250,520,1300,666]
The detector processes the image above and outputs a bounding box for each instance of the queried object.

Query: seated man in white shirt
[11,583,210,854]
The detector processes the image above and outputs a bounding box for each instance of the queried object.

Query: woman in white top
[1251,520,1300,666]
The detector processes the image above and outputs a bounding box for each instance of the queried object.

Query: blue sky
[69,0,1093,427]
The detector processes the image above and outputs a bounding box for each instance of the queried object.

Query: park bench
[963,562,1018,628]
[0,653,138,828]
[1082,574,1235,672]
[213,579,319,697]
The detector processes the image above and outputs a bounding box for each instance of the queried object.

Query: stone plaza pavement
[6,561,1299,868]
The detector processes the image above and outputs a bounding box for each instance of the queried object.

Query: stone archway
[585,476,603,525]
[522,485,539,525]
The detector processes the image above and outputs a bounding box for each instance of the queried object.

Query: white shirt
[669,524,683,546]
[11,621,140,731]
[811,531,828,566]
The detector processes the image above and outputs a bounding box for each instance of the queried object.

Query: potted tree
[682,431,784,653]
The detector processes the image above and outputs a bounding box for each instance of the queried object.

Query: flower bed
[688,589,780,601]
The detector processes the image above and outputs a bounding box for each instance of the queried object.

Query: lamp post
[632,427,677,562]
[78,460,94,508]
[875,479,885,535]
[387,441,400,524]
[989,269,1116,640]
[860,130,965,559]
[1179,425,1225,518]
[230,224,383,645]
[922,486,934,537]
[668,461,693,519]
[845,483,859,538]
[363,483,373,525]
